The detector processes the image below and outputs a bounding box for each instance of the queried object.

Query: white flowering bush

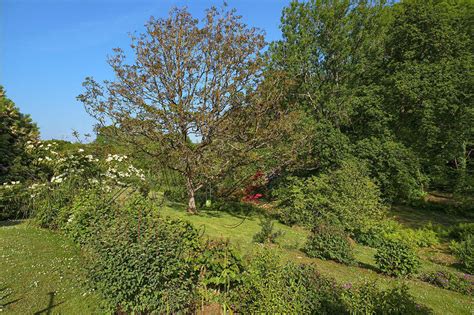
[0,139,148,225]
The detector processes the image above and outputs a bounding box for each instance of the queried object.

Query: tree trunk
[186,177,197,214]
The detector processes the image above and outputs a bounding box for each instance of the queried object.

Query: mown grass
[160,203,474,315]
[0,221,102,314]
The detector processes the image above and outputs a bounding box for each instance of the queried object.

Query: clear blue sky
[1,0,289,140]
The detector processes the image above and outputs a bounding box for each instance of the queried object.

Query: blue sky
[1,0,289,140]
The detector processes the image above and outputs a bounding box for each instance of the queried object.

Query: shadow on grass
[0,220,24,228]
[0,287,23,310]
[357,261,381,273]
[165,200,261,220]
[33,292,64,315]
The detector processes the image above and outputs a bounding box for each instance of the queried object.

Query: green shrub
[271,176,314,226]
[0,182,32,220]
[420,271,473,296]
[355,220,439,248]
[33,179,82,228]
[341,282,432,314]
[84,207,202,313]
[354,220,400,247]
[341,282,430,314]
[198,240,244,293]
[0,87,39,183]
[375,239,420,277]
[448,223,474,241]
[450,236,474,274]
[58,189,116,245]
[232,248,344,314]
[274,159,387,232]
[304,223,355,265]
[354,137,427,202]
[387,227,439,248]
[253,217,283,244]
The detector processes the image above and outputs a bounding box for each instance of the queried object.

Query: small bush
[420,271,473,296]
[253,217,283,244]
[304,223,355,265]
[33,180,82,228]
[271,176,314,226]
[198,240,244,293]
[450,235,474,274]
[355,220,439,248]
[232,248,344,314]
[0,182,32,220]
[341,282,432,314]
[84,207,202,314]
[375,239,420,277]
[387,227,439,248]
[354,220,400,247]
[58,189,117,245]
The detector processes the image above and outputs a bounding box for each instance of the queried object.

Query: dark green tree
[0,86,39,182]
[383,0,474,191]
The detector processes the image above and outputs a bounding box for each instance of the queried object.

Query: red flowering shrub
[242,171,266,203]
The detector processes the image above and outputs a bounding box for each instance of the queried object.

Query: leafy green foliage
[0,182,32,220]
[383,0,474,191]
[375,239,420,277]
[341,282,432,314]
[275,159,387,232]
[198,240,244,293]
[355,219,439,248]
[233,248,344,314]
[252,217,283,244]
[58,189,114,245]
[448,223,474,242]
[450,235,474,274]
[33,178,85,229]
[354,220,401,248]
[304,223,355,265]
[421,271,473,296]
[0,86,39,183]
[354,137,427,202]
[84,202,202,313]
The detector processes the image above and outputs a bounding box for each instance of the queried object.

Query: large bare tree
[78,6,299,213]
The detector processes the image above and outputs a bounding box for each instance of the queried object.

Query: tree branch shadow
[33,292,64,315]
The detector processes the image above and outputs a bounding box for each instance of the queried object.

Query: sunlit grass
[0,222,102,314]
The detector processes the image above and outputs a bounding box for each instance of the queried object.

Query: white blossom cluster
[27,183,46,198]
[105,154,128,162]
[50,174,66,184]
[6,140,148,198]
[2,181,21,189]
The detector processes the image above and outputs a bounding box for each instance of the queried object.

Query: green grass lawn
[0,221,102,314]
[160,203,474,315]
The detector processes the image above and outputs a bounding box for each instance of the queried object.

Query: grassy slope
[160,204,474,315]
[0,222,102,314]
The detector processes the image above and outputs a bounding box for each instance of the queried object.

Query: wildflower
[67,215,75,224]
[78,148,84,152]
